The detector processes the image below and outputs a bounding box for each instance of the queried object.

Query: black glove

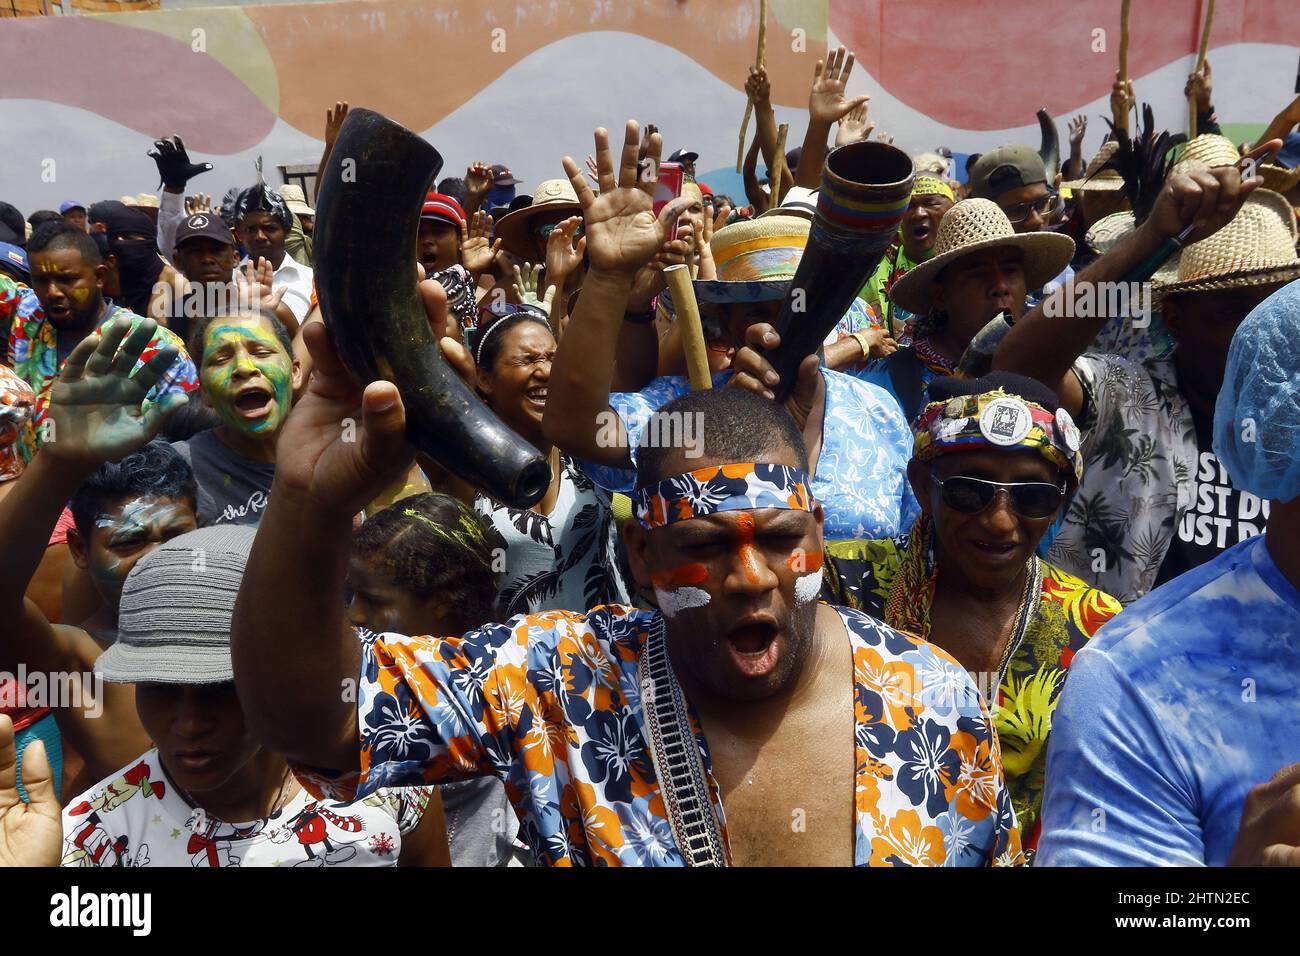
[148,135,213,191]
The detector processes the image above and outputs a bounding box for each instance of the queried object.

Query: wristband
[851,330,873,359]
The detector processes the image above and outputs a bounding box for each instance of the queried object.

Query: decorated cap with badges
[175,212,236,249]
[912,386,1083,487]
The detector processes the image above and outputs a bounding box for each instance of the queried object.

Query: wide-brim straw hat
[889,199,1076,315]
[1063,140,1126,192]
[493,178,583,258]
[279,183,315,217]
[1154,189,1300,304]
[691,215,809,304]
[97,525,255,685]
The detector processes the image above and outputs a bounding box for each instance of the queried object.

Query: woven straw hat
[691,215,809,304]
[1174,134,1241,172]
[493,178,583,258]
[1063,140,1126,192]
[889,199,1075,315]
[1085,210,1136,255]
[1259,162,1300,195]
[279,183,315,217]
[1155,189,1300,303]
[97,525,256,685]
[756,186,818,220]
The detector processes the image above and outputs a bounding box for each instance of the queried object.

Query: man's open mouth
[525,385,548,406]
[724,617,780,678]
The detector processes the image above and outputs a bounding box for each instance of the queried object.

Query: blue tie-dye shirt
[1036,534,1300,866]
[580,368,919,541]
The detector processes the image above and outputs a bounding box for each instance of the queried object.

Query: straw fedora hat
[691,215,809,304]
[1085,210,1136,255]
[1174,134,1240,172]
[1259,162,1300,195]
[493,178,583,258]
[279,183,315,217]
[889,199,1075,315]
[1063,140,1127,192]
[757,186,818,220]
[1154,189,1300,304]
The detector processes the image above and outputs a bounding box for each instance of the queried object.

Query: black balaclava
[92,201,165,317]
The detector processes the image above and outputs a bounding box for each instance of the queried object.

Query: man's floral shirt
[296,604,1024,867]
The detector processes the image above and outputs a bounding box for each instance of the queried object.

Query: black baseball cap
[175,212,236,249]
[668,148,699,165]
[491,164,522,186]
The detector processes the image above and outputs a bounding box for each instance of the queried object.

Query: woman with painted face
[174,310,302,526]
[347,493,531,867]
[820,371,1122,856]
[62,524,450,868]
[0,320,200,796]
[470,304,631,616]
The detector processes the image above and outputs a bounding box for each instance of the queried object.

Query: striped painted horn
[313,108,550,508]
[766,140,914,402]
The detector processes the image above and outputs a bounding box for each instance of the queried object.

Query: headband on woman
[473,305,552,366]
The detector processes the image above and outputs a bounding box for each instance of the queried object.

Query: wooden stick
[769,123,790,209]
[663,265,712,391]
[1189,0,1216,138]
[735,0,769,172]
[1118,0,1132,135]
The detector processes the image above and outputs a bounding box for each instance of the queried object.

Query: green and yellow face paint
[199,316,293,435]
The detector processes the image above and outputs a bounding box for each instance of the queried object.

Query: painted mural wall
[0,0,1297,213]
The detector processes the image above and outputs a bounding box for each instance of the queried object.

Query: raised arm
[232,319,414,771]
[993,143,1276,417]
[315,102,349,201]
[747,66,780,173]
[796,46,869,189]
[1254,93,1300,153]
[543,121,692,466]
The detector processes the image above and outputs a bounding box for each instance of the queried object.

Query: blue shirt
[580,368,919,541]
[1036,534,1300,866]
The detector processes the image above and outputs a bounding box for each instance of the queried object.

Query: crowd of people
[2,43,1300,869]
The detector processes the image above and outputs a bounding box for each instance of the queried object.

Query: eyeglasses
[929,474,1065,519]
[1002,192,1062,224]
[534,221,584,241]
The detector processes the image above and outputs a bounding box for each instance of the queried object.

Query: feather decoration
[1096,104,1186,226]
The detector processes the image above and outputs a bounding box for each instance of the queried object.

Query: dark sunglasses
[534,221,584,241]
[930,474,1064,519]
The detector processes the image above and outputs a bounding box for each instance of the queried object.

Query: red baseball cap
[421,192,466,228]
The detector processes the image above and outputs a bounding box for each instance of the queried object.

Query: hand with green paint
[46,318,187,469]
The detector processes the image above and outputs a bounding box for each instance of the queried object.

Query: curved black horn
[313,108,550,508]
[1037,108,1060,182]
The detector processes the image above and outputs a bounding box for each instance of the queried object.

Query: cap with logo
[490,164,522,187]
[175,212,236,250]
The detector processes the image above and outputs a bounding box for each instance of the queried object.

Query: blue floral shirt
[297,605,1024,867]
[1037,535,1300,866]
[581,369,919,540]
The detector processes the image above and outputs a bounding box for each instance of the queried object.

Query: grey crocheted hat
[97,524,255,684]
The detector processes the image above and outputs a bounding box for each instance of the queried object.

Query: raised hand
[561,121,693,277]
[324,101,350,151]
[1185,60,1213,110]
[836,100,875,146]
[185,193,213,216]
[460,210,503,275]
[544,215,587,284]
[465,162,493,203]
[148,134,212,191]
[727,323,822,429]
[808,46,870,127]
[745,65,772,106]
[235,257,287,316]
[46,319,187,468]
[1068,114,1087,148]
[1110,72,1136,123]
[0,715,62,868]
[1143,139,1279,245]
[512,262,557,315]
[585,154,601,189]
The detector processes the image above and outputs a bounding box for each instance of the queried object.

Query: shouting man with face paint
[231,321,1025,864]
[3,223,198,463]
[173,309,302,526]
[0,319,200,796]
